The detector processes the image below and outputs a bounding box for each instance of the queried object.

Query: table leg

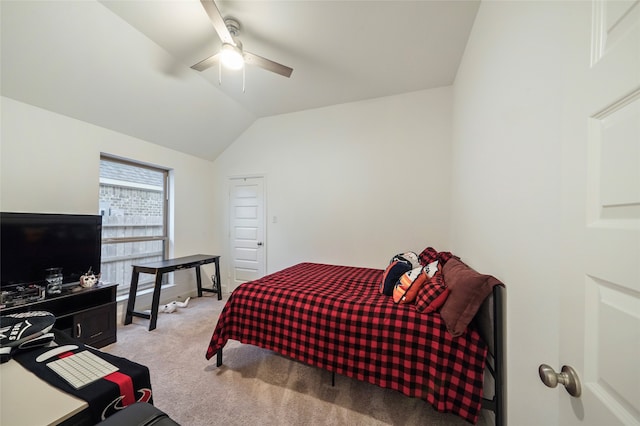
[196,266,203,297]
[124,270,140,325]
[148,272,164,331]
[214,259,222,300]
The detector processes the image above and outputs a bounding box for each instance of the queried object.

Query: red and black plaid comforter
[206,263,488,424]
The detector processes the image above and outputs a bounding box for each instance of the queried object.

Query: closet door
[228,176,266,292]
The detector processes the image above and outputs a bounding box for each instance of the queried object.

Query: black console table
[123,254,221,331]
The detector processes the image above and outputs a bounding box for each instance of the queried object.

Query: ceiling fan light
[220,43,244,70]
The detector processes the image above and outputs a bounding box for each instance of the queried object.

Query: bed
[206,247,505,425]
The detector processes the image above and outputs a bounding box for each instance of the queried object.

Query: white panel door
[229,176,265,292]
[560,1,640,424]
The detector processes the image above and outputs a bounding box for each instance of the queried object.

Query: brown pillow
[440,258,500,337]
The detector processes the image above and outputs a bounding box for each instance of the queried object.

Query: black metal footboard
[475,284,506,426]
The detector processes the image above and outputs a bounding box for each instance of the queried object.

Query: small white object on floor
[160,297,191,314]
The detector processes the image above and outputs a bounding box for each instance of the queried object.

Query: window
[99,156,169,298]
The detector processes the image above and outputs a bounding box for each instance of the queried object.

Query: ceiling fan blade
[244,51,293,78]
[191,52,221,72]
[200,0,234,45]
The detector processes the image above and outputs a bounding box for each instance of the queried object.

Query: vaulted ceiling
[1,0,479,161]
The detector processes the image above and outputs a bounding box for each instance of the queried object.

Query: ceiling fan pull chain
[242,66,246,93]
[218,62,222,85]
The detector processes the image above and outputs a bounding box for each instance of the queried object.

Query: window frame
[99,155,170,298]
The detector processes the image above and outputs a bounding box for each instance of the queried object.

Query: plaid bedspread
[206,263,488,424]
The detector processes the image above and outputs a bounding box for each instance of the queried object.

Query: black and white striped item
[0,311,55,363]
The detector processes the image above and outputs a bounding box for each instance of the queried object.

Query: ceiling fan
[191,0,293,78]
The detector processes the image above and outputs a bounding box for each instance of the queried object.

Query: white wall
[1,96,218,306]
[451,2,590,425]
[2,4,599,422]
[212,87,453,276]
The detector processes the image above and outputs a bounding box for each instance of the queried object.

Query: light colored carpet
[102,295,477,426]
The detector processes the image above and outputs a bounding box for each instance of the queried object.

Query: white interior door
[560,1,640,424]
[228,176,266,292]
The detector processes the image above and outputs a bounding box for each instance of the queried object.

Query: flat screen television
[1,212,102,288]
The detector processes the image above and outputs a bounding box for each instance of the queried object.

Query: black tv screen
[1,212,102,287]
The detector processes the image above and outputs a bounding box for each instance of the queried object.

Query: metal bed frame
[475,284,506,426]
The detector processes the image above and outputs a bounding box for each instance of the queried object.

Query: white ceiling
[1,0,479,161]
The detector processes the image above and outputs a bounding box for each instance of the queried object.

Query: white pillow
[424,260,439,278]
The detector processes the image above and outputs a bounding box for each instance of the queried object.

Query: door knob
[257,242,263,246]
[538,364,582,397]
